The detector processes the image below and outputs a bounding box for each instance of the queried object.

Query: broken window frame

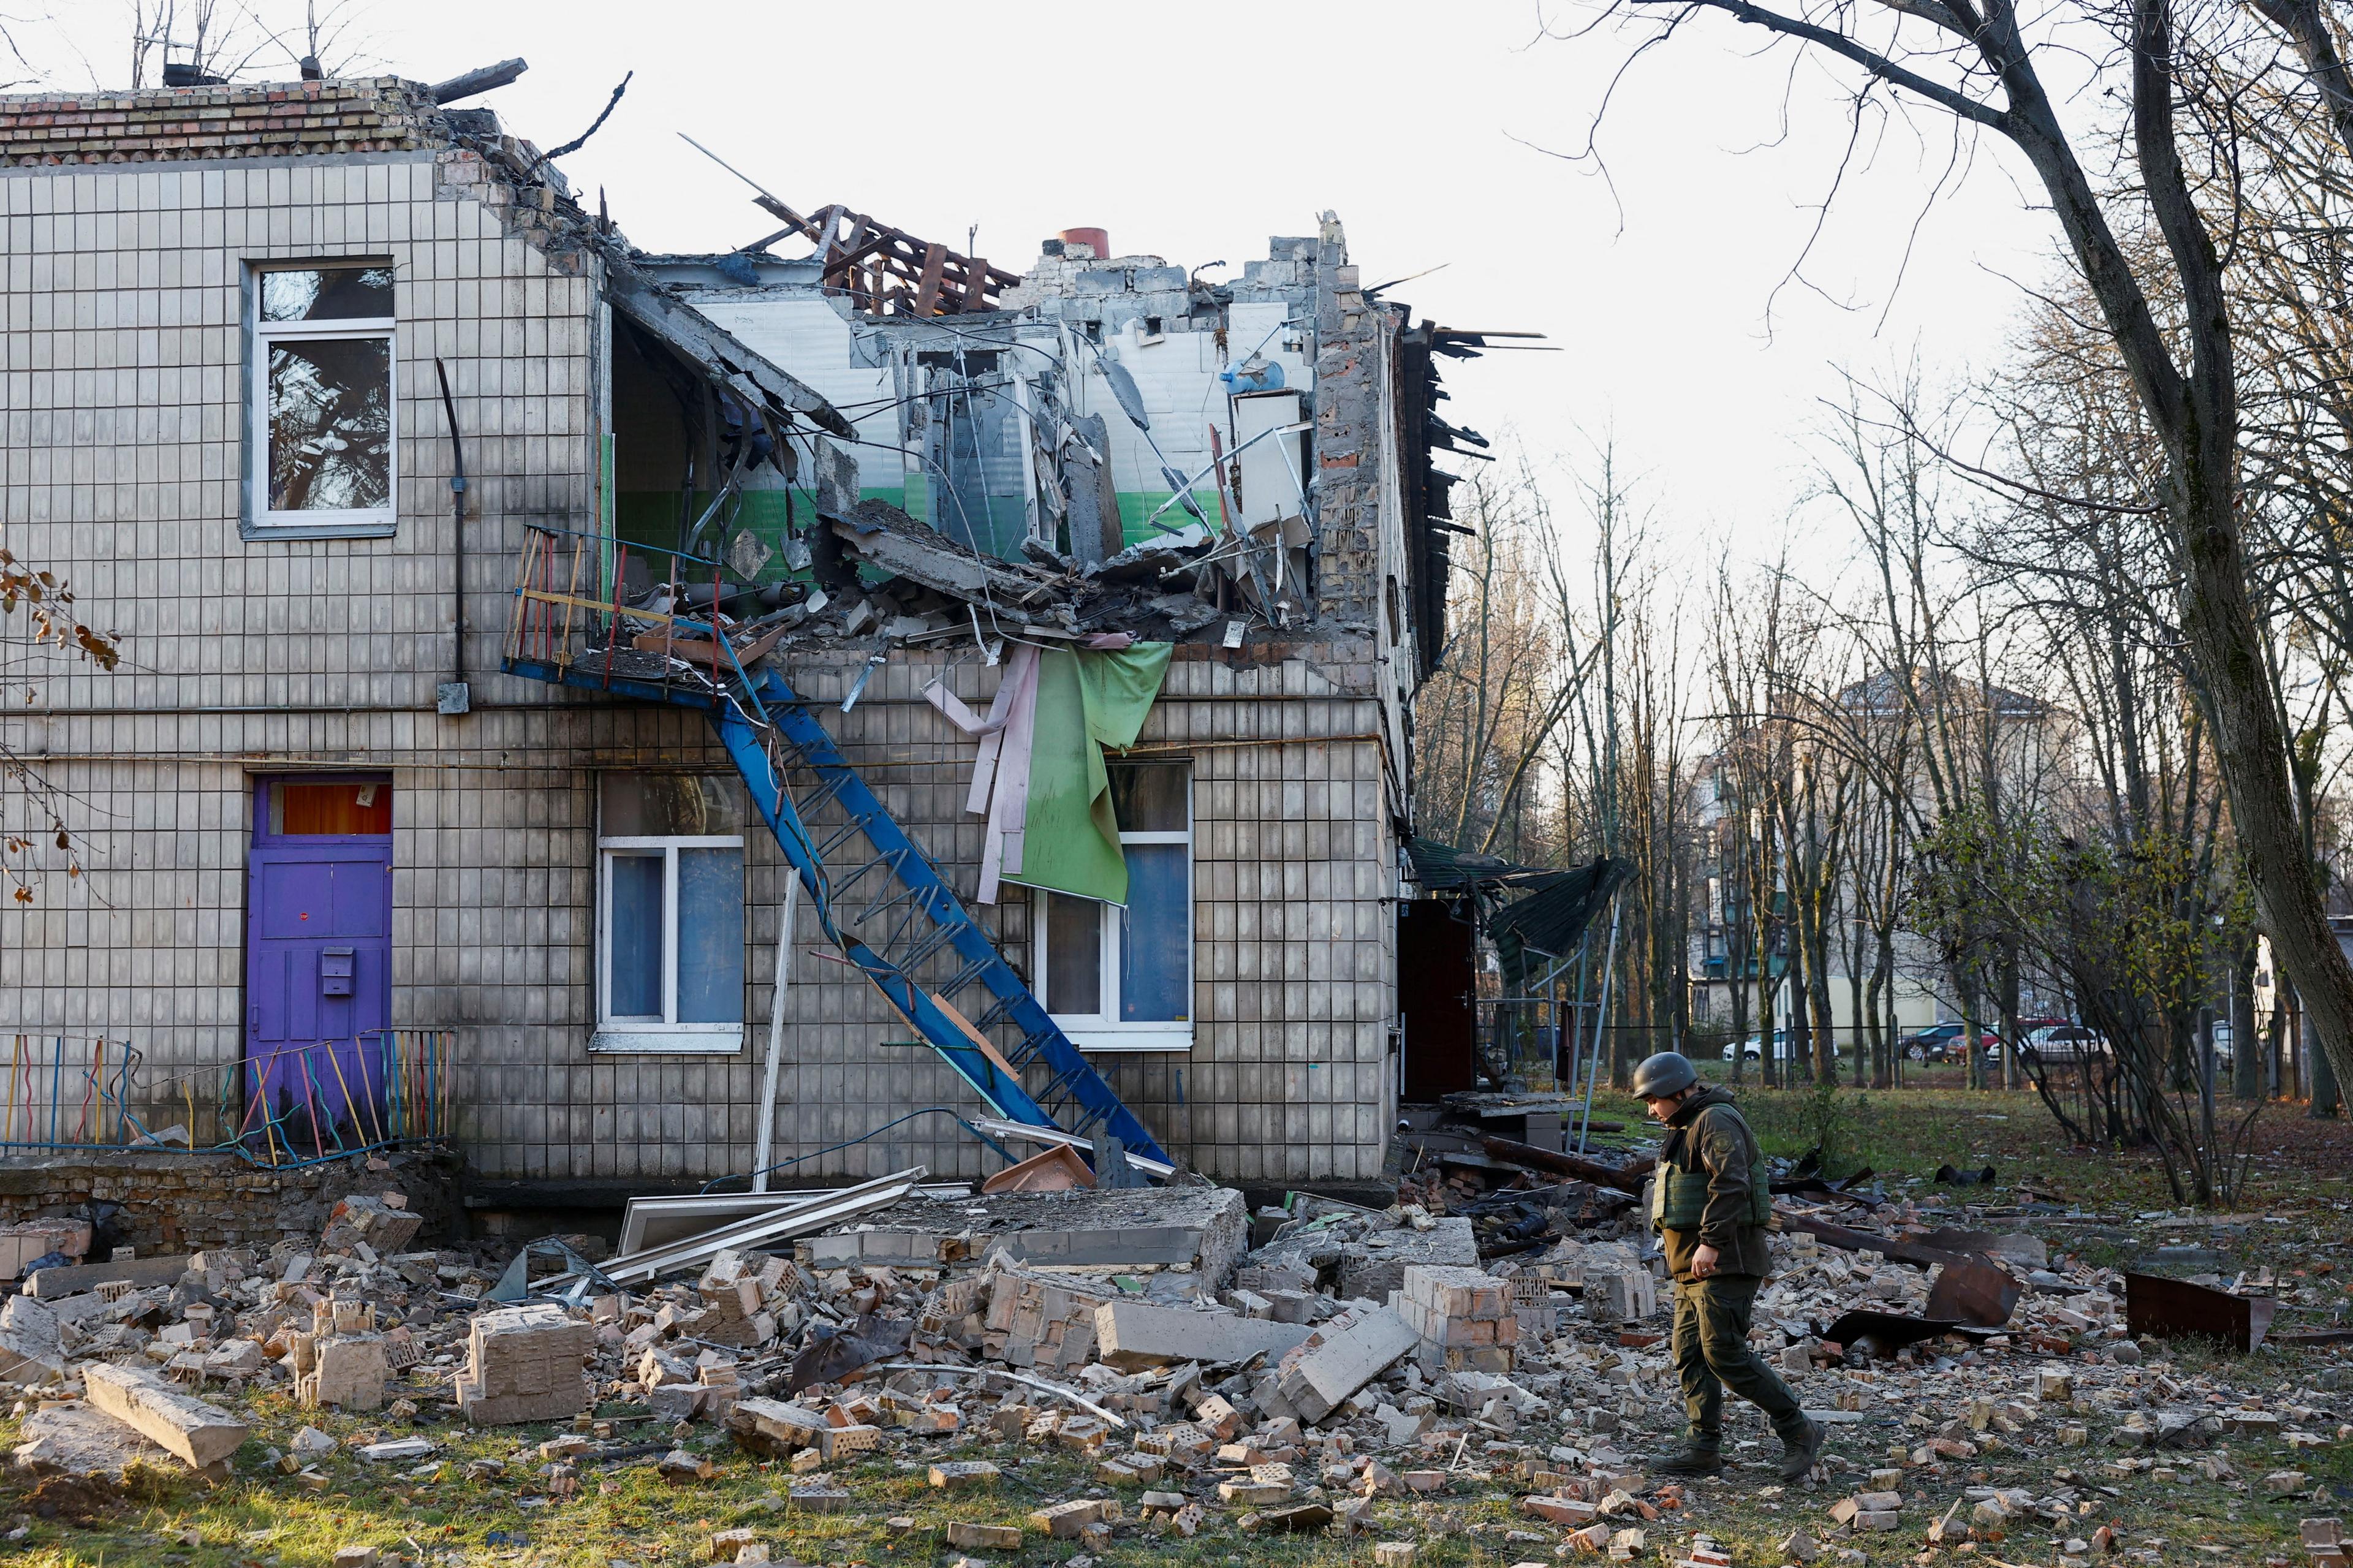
[1035,762,1194,1053]
[593,784,747,1054]
[243,261,399,539]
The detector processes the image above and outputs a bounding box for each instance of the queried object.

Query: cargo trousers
[1670,1272,1806,1447]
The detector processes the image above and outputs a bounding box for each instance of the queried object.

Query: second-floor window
[248,263,395,536]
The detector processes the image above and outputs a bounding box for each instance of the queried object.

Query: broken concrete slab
[0,1219,89,1281]
[83,1361,248,1470]
[946,1521,1021,1550]
[320,1194,422,1254]
[0,1292,64,1383]
[1336,1218,1479,1301]
[25,1253,192,1299]
[1093,1300,1313,1370]
[11,1399,174,1478]
[803,1186,1246,1286]
[298,1335,387,1412]
[1279,1307,1422,1423]
[725,1398,830,1456]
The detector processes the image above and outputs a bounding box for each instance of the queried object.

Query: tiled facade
[0,79,1415,1189]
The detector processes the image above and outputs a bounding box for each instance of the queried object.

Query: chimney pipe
[1058,227,1110,262]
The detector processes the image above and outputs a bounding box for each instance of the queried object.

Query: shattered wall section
[1302,216,1388,642]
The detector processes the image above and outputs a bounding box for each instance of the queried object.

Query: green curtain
[1004,642,1173,906]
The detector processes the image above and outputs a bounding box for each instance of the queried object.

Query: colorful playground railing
[0,1030,455,1164]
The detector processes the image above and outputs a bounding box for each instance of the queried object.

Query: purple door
[245,777,393,1149]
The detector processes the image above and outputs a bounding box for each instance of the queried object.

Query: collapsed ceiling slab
[602,258,854,439]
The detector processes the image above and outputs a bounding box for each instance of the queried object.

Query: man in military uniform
[1634,1050,1826,1480]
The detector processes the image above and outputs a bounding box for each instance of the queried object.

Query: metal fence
[0,1030,455,1164]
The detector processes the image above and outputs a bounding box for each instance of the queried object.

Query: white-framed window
[246,262,396,539]
[1035,761,1192,1052]
[593,773,746,1053]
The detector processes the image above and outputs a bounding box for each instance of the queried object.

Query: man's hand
[1690,1243,1721,1279]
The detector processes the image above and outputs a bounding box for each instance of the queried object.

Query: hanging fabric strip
[923,643,1042,904]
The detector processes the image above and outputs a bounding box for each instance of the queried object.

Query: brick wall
[0,1146,460,1253]
[0,77,441,167]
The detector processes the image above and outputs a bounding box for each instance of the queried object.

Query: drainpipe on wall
[434,358,471,716]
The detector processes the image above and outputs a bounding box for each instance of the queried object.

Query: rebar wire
[696,1106,1014,1194]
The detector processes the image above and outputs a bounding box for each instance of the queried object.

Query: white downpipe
[751,873,801,1194]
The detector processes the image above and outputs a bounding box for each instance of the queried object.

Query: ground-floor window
[593,773,746,1053]
[1038,761,1192,1051]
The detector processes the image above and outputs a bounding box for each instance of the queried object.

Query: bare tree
[1415,456,1596,860]
[0,536,121,904]
[1559,0,2353,1096]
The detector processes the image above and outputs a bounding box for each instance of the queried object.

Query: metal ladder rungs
[938,958,995,1001]
[813,814,874,862]
[830,848,909,906]
[888,923,961,978]
[849,867,920,928]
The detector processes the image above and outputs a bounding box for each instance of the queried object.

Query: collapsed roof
[422,98,1521,673]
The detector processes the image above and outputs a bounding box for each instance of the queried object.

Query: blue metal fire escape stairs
[502,527,1168,1168]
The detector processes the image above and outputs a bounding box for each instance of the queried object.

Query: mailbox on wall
[319,946,356,998]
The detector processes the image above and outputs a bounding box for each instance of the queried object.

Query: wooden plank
[914,242,947,317]
[958,254,990,311]
[83,1361,248,1469]
[521,588,664,620]
[1775,1213,1977,1271]
[751,193,818,241]
[1477,1136,1651,1194]
[929,990,1026,1089]
[630,619,791,666]
[26,1253,192,1298]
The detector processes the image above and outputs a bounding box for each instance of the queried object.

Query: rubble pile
[0,1145,2338,1568]
[591,501,1262,694]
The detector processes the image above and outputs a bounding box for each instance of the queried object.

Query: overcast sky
[35,1,2065,554]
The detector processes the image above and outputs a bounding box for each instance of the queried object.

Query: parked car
[2004,1025,2110,1067]
[1900,1022,2001,1062]
[1720,1035,1801,1061]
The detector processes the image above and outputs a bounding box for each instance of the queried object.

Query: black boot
[1653,1436,1723,1476]
[1776,1415,1827,1481]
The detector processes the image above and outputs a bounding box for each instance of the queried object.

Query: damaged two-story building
[0,67,1502,1200]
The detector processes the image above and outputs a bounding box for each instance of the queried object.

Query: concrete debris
[0,1120,2328,1568]
[457,1303,595,1425]
[11,1399,175,1478]
[82,1362,248,1471]
[1093,1299,1312,1370]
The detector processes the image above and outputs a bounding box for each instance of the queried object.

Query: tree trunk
[1960,972,1987,1091]
[1996,944,2024,1091]
[1809,931,1838,1085]
[2232,944,2260,1102]
[2182,540,2353,1109]
[1727,896,1750,1089]
[1848,941,1869,1089]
